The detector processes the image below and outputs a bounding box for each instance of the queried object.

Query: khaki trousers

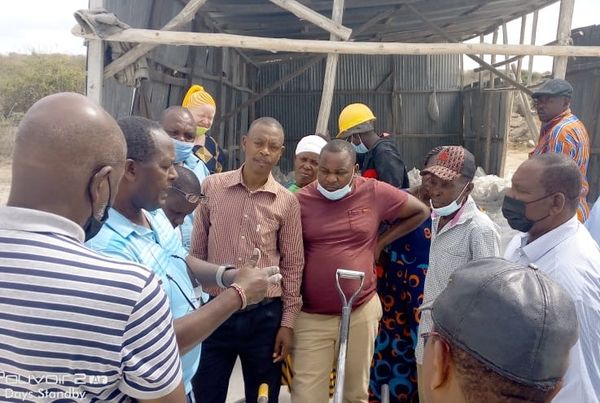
[291,294,382,403]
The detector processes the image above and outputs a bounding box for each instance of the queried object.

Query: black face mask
[502,194,551,233]
[83,176,112,241]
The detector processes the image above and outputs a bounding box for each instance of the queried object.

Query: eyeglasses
[169,185,208,205]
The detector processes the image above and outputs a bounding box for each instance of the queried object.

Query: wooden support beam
[528,11,539,85]
[103,0,209,79]
[72,27,600,59]
[404,3,533,95]
[315,0,346,135]
[212,8,398,125]
[269,0,352,40]
[86,0,104,103]
[490,28,498,89]
[516,15,527,80]
[511,64,539,144]
[553,0,575,79]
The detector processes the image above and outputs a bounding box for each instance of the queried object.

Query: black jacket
[359,138,410,189]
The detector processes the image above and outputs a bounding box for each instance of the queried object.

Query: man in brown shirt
[190,117,304,403]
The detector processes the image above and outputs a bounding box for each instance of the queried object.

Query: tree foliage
[0,53,85,117]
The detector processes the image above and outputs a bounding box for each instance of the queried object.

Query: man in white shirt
[503,153,600,402]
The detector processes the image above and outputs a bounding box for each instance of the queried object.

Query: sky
[0,0,599,72]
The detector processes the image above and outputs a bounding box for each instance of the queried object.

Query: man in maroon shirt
[292,140,430,403]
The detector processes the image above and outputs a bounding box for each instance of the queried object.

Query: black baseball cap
[532,79,573,99]
[429,258,578,387]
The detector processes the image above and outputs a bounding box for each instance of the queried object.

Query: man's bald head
[8,92,126,228]
[248,117,284,141]
[160,106,195,126]
[159,106,196,143]
[14,93,125,169]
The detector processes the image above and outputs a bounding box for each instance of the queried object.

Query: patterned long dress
[369,218,432,403]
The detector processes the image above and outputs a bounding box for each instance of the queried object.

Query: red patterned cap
[421,146,476,181]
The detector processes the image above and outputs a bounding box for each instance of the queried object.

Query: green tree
[0,53,85,117]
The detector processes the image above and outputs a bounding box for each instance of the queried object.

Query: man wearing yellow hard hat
[337,103,409,188]
[182,85,226,173]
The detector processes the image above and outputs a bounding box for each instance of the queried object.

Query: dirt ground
[0,161,10,205]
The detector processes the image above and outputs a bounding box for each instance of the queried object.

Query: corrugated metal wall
[566,24,600,203]
[255,54,463,173]
[100,0,255,170]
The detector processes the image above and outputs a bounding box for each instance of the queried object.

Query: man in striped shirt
[530,78,590,222]
[190,117,305,403]
[0,93,186,402]
[87,117,280,401]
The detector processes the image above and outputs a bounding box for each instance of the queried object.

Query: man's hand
[272,326,293,363]
[233,248,282,306]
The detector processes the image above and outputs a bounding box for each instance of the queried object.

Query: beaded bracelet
[229,283,247,310]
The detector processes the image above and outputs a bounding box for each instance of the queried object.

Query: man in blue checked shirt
[87,116,281,402]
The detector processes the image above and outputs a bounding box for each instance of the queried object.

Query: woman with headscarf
[182,85,226,173]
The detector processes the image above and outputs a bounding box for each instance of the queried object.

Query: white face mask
[317,174,354,201]
[430,183,469,217]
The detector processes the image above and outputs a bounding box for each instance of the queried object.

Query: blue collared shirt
[86,208,201,394]
[179,155,210,251]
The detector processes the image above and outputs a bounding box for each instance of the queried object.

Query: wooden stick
[269,0,352,40]
[86,0,105,103]
[212,8,398,125]
[528,11,539,85]
[511,64,539,143]
[516,16,527,80]
[103,0,209,79]
[72,26,600,59]
[315,0,346,135]
[490,28,498,89]
[553,0,575,79]
[403,4,533,95]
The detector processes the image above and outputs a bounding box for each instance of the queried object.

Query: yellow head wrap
[182,85,216,108]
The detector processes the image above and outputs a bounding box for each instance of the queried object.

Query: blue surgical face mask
[317,175,354,201]
[430,183,469,217]
[173,138,194,163]
[353,141,368,154]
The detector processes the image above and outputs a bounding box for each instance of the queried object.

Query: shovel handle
[335,269,365,307]
[257,383,269,403]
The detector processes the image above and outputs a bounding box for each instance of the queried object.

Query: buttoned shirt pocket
[348,208,374,238]
[257,217,280,254]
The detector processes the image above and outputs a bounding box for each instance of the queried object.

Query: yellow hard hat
[337,103,376,138]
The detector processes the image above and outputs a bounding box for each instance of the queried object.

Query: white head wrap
[295,135,328,156]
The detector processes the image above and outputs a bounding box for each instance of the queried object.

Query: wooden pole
[553,0,575,79]
[511,64,539,143]
[212,8,397,126]
[502,23,509,75]
[103,0,209,79]
[403,4,534,95]
[479,35,484,89]
[516,16,527,79]
[72,27,600,59]
[528,11,539,85]
[490,28,498,88]
[269,0,352,40]
[315,0,346,135]
[86,0,104,103]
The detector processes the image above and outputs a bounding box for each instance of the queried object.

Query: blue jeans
[192,299,283,403]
